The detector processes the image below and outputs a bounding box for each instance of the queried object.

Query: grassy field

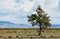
[0,28,60,38]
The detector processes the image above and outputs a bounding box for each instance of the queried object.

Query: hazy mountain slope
[0,21,60,28]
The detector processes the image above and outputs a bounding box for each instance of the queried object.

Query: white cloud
[46,0,58,9]
[51,18,60,24]
[35,0,59,16]
[0,0,35,24]
[0,0,60,24]
[0,0,23,12]
[35,0,45,9]
[0,15,27,24]
[0,0,35,12]
[23,0,35,12]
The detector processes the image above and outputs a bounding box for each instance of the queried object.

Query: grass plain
[0,28,60,38]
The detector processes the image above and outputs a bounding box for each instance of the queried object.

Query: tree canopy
[27,6,51,35]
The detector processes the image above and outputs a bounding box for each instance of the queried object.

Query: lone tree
[27,6,51,35]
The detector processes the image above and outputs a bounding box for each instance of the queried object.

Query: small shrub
[16,36,19,38]
[30,37,33,39]
[40,36,43,38]
[8,36,12,38]
[6,31,8,33]
[43,36,46,38]
[42,30,44,32]
[54,36,57,38]
[49,35,54,38]
[40,36,46,38]
[14,31,16,33]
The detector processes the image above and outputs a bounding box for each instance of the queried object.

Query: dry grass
[0,28,60,38]
[0,37,60,39]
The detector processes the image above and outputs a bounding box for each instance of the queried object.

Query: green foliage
[27,6,51,28]
[27,6,51,35]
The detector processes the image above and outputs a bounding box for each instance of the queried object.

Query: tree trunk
[39,25,42,35]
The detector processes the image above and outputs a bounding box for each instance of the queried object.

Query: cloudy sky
[0,0,60,25]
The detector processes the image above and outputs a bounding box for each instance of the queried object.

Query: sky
[0,0,60,25]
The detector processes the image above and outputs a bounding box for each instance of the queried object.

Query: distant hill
[51,24,60,28]
[0,21,29,28]
[0,21,60,28]
[0,21,38,28]
[0,21,15,25]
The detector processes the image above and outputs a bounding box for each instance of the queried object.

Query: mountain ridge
[0,21,60,28]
